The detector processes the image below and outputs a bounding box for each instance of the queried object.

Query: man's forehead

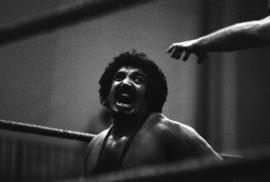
[117,66,146,75]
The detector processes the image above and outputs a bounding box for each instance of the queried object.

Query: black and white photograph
[0,0,270,181]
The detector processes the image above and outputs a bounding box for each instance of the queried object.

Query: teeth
[117,94,132,105]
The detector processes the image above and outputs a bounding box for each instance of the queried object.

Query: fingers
[167,42,208,64]
[167,46,207,64]
[167,47,190,60]
[183,51,191,61]
[166,44,182,59]
[171,48,183,59]
[166,44,174,53]
[167,43,191,61]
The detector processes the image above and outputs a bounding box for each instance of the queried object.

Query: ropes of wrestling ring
[0,0,270,181]
[0,119,94,142]
[1,118,270,182]
[0,0,154,141]
[0,0,155,46]
[76,152,270,182]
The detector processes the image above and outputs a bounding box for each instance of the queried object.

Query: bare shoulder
[152,114,222,160]
[153,114,199,140]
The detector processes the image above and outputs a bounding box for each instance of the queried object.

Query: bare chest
[104,135,129,156]
[94,134,131,173]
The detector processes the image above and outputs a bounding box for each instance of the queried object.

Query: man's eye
[114,76,122,81]
[134,76,144,84]
[113,74,124,81]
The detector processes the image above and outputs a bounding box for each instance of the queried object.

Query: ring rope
[0,119,94,142]
[83,154,270,182]
[0,0,155,46]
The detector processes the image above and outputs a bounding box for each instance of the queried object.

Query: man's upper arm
[185,127,222,160]
[159,121,222,161]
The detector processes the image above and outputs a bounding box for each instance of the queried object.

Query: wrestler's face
[107,66,149,116]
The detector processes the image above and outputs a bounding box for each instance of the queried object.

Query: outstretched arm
[167,16,270,63]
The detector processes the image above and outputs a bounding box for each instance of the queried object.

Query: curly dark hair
[99,50,168,113]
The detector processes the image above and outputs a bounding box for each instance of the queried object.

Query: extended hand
[167,40,207,64]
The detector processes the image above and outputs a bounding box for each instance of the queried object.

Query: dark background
[0,0,269,181]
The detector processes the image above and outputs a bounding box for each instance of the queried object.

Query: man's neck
[110,112,150,139]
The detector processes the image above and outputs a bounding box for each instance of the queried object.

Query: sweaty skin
[83,113,222,176]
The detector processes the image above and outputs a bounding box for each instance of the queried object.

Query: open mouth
[116,93,133,107]
[115,86,135,108]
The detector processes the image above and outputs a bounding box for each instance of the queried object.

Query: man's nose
[121,77,132,87]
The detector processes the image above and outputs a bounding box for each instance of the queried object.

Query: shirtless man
[82,50,222,177]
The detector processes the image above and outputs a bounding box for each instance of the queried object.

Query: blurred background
[0,0,270,181]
